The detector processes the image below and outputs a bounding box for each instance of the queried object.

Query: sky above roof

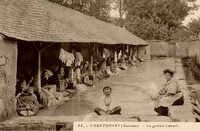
[182,0,200,26]
[110,0,200,26]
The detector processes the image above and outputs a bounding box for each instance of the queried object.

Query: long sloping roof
[0,0,148,45]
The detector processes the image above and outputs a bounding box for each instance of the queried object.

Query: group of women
[39,61,95,91]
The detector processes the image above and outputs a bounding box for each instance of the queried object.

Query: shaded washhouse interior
[0,0,149,121]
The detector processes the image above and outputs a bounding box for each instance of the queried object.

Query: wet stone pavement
[38,59,175,117]
[0,59,182,130]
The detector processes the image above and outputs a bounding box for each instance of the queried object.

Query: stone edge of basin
[0,116,83,130]
[168,58,195,122]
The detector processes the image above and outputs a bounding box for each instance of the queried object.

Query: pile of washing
[38,86,72,108]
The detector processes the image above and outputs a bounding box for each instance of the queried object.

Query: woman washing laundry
[154,69,184,116]
[41,70,54,87]
[76,61,93,86]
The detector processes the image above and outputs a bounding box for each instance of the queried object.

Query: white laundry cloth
[59,48,75,66]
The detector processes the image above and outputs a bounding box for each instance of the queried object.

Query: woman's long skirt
[154,92,184,116]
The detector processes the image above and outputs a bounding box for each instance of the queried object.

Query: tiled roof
[0,0,148,45]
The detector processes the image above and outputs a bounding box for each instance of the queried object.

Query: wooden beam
[40,43,54,52]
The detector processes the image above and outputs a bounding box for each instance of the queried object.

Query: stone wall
[0,36,18,121]
[148,40,199,58]
[174,41,200,59]
[188,41,200,63]
[175,42,190,58]
[148,40,169,57]
[138,45,151,60]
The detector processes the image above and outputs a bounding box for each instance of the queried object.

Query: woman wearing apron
[154,69,184,116]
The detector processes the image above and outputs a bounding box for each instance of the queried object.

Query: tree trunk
[118,0,123,26]
[89,0,93,16]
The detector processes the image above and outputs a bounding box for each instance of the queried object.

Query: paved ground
[0,58,195,130]
[38,59,175,116]
[169,59,195,122]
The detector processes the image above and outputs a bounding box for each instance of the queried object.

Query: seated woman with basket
[16,79,39,116]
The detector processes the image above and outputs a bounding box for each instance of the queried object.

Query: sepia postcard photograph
[0,0,200,131]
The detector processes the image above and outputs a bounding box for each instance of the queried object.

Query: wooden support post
[90,55,93,74]
[69,67,73,82]
[129,46,133,61]
[114,46,117,62]
[127,45,129,53]
[96,44,99,55]
[34,50,41,93]
[122,45,125,63]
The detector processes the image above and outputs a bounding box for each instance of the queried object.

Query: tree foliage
[48,0,112,22]
[123,0,198,41]
[187,18,200,38]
